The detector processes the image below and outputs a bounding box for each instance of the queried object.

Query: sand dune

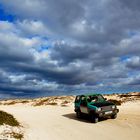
[0,92,139,106]
[0,100,140,140]
[0,92,140,139]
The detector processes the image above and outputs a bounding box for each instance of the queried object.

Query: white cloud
[16,20,52,37]
[9,74,26,83]
[125,56,140,69]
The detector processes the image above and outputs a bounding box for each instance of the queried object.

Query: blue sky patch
[0,5,15,22]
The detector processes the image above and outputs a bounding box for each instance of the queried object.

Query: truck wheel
[111,114,117,119]
[76,111,81,118]
[91,115,99,123]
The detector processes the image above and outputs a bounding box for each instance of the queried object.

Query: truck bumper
[97,109,119,117]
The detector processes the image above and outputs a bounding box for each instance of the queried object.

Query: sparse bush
[33,98,50,106]
[47,102,57,105]
[108,99,122,106]
[62,100,70,104]
[3,101,17,105]
[12,132,23,140]
[33,101,45,106]
[119,94,130,98]
[61,104,68,107]
[0,111,20,126]
[20,100,29,104]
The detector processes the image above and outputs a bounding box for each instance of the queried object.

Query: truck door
[80,97,88,114]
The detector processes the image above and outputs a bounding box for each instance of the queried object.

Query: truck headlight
[96,107,101,112]
[112,105,116,109]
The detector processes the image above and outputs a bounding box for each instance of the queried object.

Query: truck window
[96,95,105,102]
[81,97,87,106]
[75,96,80,103]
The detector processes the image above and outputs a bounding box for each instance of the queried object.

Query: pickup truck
[74,94,119,123]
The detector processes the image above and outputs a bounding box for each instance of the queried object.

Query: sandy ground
[0,101,140,140]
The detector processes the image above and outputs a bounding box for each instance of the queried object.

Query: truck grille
[101,106,112,111]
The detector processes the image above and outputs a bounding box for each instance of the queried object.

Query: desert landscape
[0,0,140,140]
[0,92,140,140]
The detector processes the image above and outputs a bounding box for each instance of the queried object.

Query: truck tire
[111,114,117,119]
[76,111,81,118]
[90,115,99,123]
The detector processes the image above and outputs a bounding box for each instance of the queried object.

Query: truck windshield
[87,95,105,103]
[96,95,105,102]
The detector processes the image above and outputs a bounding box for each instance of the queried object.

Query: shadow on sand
[62,113,108,123]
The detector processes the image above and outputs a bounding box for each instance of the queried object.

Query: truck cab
[74,94,119,123]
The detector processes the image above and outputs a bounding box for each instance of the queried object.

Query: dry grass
[33,98,50,106]
[32,96,74,106]
[33,98,58,106]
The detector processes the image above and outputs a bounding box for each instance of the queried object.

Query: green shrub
[0,111,20,126]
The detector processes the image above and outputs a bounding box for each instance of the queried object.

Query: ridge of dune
[0,92,140,106]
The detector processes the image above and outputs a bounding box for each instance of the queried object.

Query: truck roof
[76,93,102,97]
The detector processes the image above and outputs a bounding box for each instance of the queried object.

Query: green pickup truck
[74,94,119,123]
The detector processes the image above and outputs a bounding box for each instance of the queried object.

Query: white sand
[0,101,140,140]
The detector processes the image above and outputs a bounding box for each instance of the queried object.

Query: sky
[0,0,140,98]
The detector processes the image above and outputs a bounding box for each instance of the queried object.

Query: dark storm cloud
[1,0,140,44]
[118,0,140,11]
[0,59,91,85]
[0,0,140,98]
[50,43,99,64]
[0,84,39,97]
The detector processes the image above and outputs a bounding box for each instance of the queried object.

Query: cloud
[126,56,140,69]
[118,0,140,11]
[0,0,140,98]
[1,0,140,43]
[16,20,52,37]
